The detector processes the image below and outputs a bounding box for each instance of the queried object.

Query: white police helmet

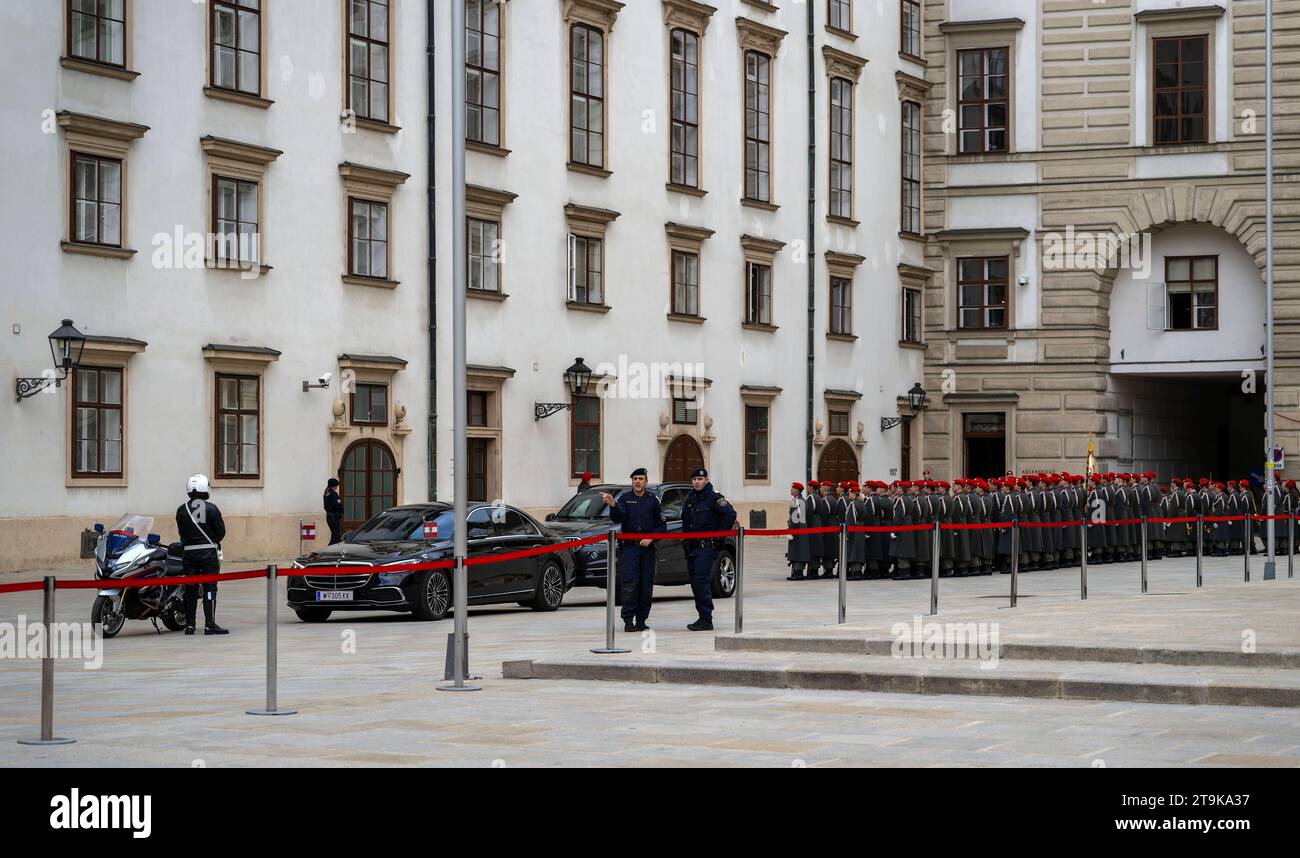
[186,474,210,495]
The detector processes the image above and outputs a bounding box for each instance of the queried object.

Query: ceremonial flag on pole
[423,520,439,539]
[1086,434,1096,476]
[300,522,316,540]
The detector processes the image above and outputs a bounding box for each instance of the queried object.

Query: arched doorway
[663,434,705,482]
[817,439,859,485]
[339,440,397,530]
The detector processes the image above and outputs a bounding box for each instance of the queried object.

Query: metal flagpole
[439,0,479,691]
[1264,0,1278,581]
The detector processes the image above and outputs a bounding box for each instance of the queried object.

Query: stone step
[714,632,1300,669]
[502,650,1300,707]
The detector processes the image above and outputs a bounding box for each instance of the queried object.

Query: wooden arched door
[339,440,397,530]
[663,434,705,482]
[817,439,859,485]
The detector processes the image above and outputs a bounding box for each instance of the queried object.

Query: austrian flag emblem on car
[300,523,316,540]
[423,521,439,539]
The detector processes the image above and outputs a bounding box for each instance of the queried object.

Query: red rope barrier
[56,568,269,590]
[0,580,45,595]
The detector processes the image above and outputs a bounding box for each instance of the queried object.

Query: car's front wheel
[295,607,332,623]
[410,570,452,621]
[710,551,737,598]
[530,562,566,612]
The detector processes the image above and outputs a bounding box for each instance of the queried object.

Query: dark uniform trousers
[683,483,737,622]
[619,545,656,624]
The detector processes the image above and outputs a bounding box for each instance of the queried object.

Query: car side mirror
[342,530,354,541]
[545,512,556,521]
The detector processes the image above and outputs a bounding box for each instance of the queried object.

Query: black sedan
[543,483,736,599]
[288,502,575,622]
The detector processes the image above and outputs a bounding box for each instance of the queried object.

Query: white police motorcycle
[91,515,189,637]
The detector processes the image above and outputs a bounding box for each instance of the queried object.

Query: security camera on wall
[319,372,333,386]
[1017,275,1029,287]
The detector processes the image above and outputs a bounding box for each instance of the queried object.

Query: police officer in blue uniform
[602,468,666,633]
[681,467,737,631]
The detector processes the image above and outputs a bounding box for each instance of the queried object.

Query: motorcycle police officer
[176,474,229,636]
[602,468,666,633]
[681,467,737,631]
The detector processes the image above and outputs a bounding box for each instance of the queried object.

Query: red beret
[1288,480,1296,489]
[791,482,804,491]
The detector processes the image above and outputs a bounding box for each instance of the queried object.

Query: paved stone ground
[1,541,1298,766]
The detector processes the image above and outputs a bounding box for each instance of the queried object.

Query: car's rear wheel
[530,562,566,612]
[411,570,451,621]
[710,551,736,598]
[295,607,332,623]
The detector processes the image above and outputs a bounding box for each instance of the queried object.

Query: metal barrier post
[1244,516,1251,582]
[592,530,630,654]
[837,523,847,624]
[1140,517,1148,594]
[1195,514,1204,588]
[929,520,940,616]
[1010,518,1020,608]
[248,566,296,715]
[18,577,74,746]
[1289,514,1295,579]
[437,556,482,690]
[1079,520,1088,600]
[734,526,745,635]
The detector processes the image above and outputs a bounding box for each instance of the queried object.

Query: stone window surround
[201,136,283,275]
[329,354,411,500]
[339,161,411,288]
[898,262,934,347]
[465,364,515,502]
[61,0,139,80]
[736,16,788,210]
[564,0,625,177]
[938,18,1024,158]
[565,203,621,311]
[663,0,718,195]
[941,393,1019,477]
[465,184,518,300]
[59,112,149,260]
[338,354,408,427]
[825,250,865,340]
[739,384,781,486]
[1134,5,1225,148]
[202,344,281,489]
[823,387,863,448]
[666,222,716,322]
[826,0,855,40]
[204,0,274,109]
[568,388,605,482]
[64,337,147,488]
[933,227,1026,335]
[897,71,930,240]
[824,46,868,227]
[900,0,924,64]
[740,234,786,331]
[341,0,401,134]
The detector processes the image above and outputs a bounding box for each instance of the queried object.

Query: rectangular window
[830,77,853,219]
[744,51,771,203]
[211,0,261,95]
[571,395,600,478]
[900,416,912,481]
[468,217,500,292]
[570,24,605,168]
[349,198,388,278]
[568,234,603,304]
[957,256,1008,330]
[745,405,769,479]
[746,262,772,325]
[672,251,700,316]
[829,410,850,436]
[830,276,853,335]
[69,0,126,66]
[215,373,259,478]
[214,176,259,265]
[829,0,852,33]
[902,286,922,343]
[351,383,388,426]
[901,100,922,234]
[957,47,1008,154]
[670,29,699,188]
[468,390,489,427]
[468,437,489,502]
[1166,255,1217,330]
[901,0,921,58]
[466,0,500,144]
[348,0,390,123]
[672,397,698,425]
[72,153,122,247]
[1153,35,1207,145]
[72,367,123,477]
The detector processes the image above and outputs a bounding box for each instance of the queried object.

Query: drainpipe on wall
[426,0,438,501]
[805,0,816,478]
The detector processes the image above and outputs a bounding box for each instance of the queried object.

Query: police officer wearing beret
[602,468,666,632]
[681,467,737,631]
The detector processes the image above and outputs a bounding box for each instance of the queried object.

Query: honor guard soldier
[786,482,814,580]
[682,467,737,631]
[603,468,667,632]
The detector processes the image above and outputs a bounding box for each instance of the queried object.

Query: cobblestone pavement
[2,541,1298,766]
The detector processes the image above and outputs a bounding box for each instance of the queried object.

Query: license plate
[316,591,353,602]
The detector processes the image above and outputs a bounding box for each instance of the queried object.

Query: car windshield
[554,490,614,520]
[350,509,452,543]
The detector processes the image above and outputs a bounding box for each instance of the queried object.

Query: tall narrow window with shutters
[570,24,605,169]
[829,77,853,220]
[466,0,500,145]
[670,28,699,188]
[901,100,921,235]
[744,51,771,203]
[348,0,390,123]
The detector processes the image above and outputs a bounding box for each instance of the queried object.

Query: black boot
[203,591,229,636]
[624,620,636,633]
[687,618,713,632]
